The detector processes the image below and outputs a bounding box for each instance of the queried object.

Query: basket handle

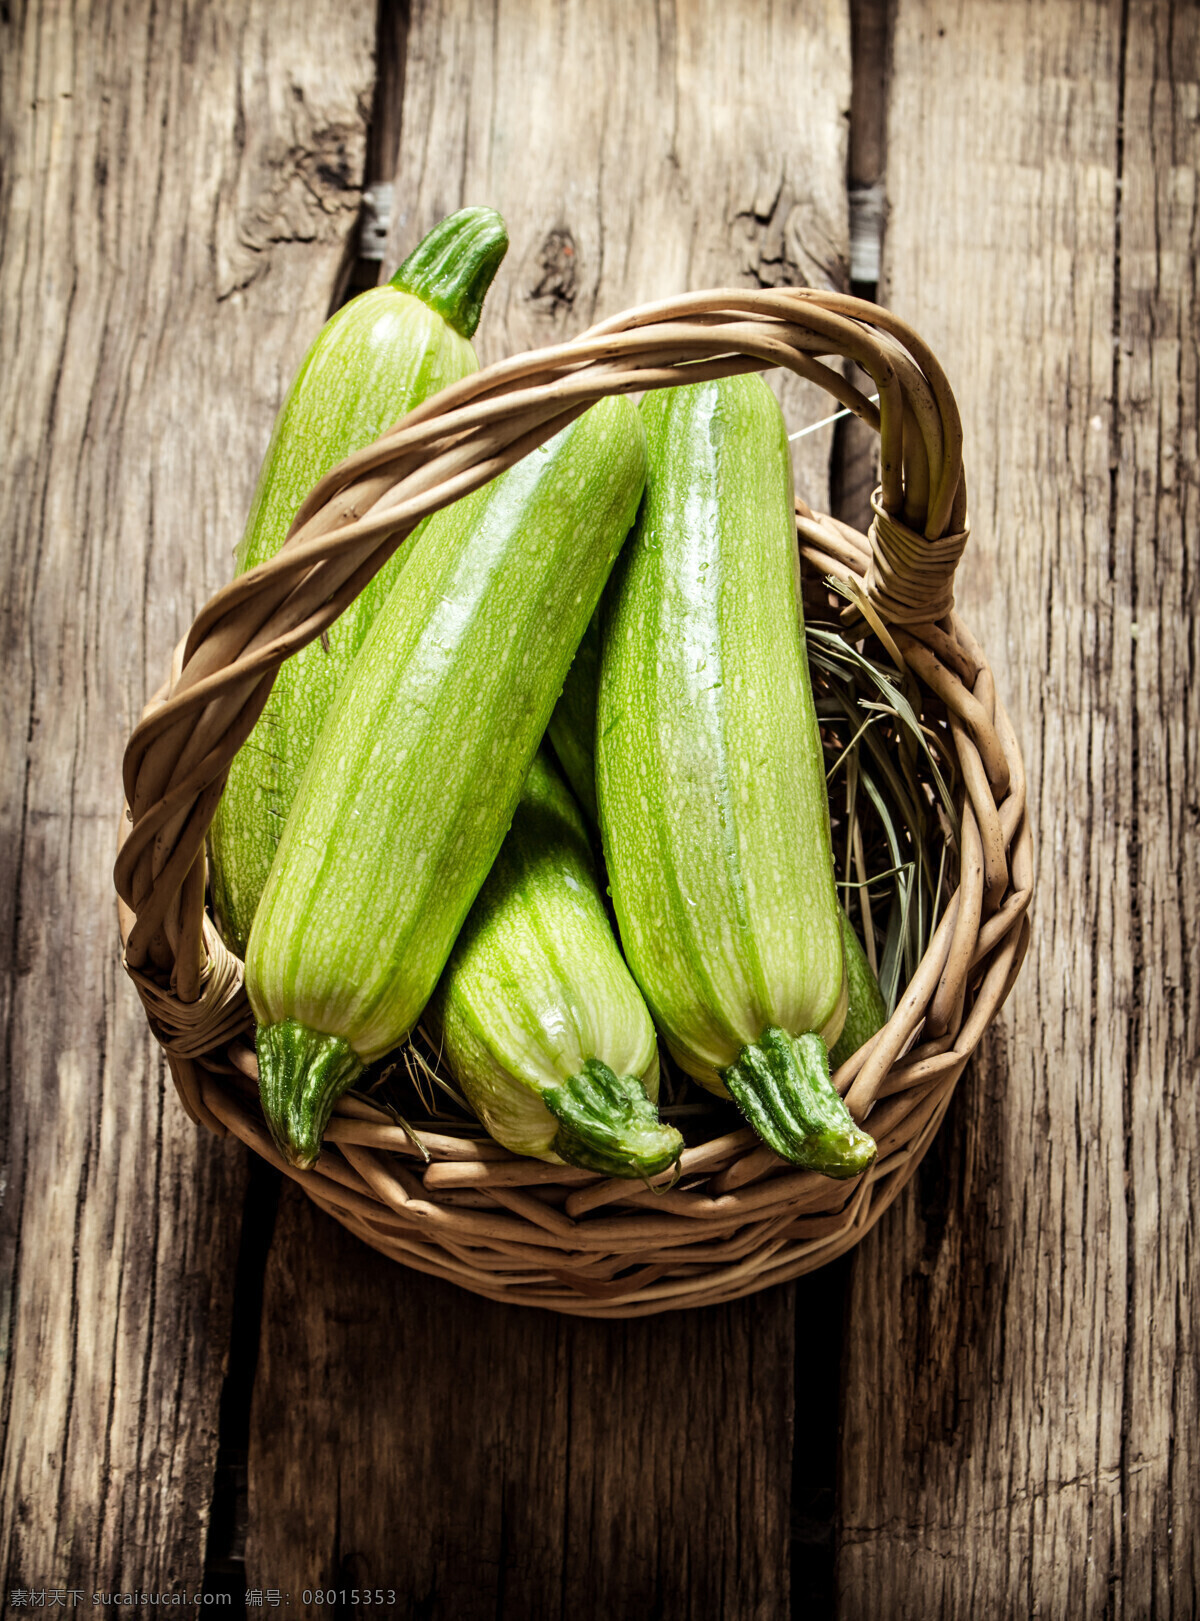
[115,288,970,1038]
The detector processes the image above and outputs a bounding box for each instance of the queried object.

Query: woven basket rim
[114,287,1033,1316]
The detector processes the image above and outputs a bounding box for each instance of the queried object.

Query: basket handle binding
[115,287,997,1091]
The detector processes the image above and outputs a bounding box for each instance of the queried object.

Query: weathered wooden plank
[832,0,890,533]
[837,2,1198,1615]
[247,1183,796,1619]
[0,0,377,1594]
[246,2,852,1613]
[384,0,851,506]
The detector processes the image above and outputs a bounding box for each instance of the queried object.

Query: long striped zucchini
[596,374,876,1178]
[427,749,682,1177]
[548,616,890,1076]
[245,396,648,1167]
[208,208,508,954]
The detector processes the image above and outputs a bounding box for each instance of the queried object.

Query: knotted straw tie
[124,915,250,1056]
[863,487,970,626]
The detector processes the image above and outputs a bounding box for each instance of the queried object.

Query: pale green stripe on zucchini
[246,396,648,1168]
[597,374,874,1178]
[208,208,508,955]
[428,749,680,1178]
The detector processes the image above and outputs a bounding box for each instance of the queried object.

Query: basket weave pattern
[115,290,1032,1317]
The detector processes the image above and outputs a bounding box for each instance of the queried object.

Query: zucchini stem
[544,1060,683,1179]
[256,1018,363,1170]
[722,1029,876,1179]
[391,207,509,339]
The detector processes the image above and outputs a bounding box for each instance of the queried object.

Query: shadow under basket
[115,288,1033,1318]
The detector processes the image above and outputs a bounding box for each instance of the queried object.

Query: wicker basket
[115,289,1032,1318]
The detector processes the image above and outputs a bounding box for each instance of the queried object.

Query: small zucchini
[209,208,508,954]
[245,396,648,1167]
[546,612,602,825]
[428,749,682,1177]
[596,374,876,1178]
[829,909,888,1069]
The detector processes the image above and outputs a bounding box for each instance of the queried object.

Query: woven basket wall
[115,289,1032,1318]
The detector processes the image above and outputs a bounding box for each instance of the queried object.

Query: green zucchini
[548,561,889,1082]
[596,374,876,1179]
[829,909,888,1068]
[246,396,648,1167]
[546,612,602,824]
[208,208,508,954]
[427,749,681,1177]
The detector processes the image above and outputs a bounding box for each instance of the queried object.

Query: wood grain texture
[832,0,889,535]
[0,0,376,1593]
[245,3,852,1613]
[247,1183,794,1619]
[837,2,1198,1615]
[383,0,852,507]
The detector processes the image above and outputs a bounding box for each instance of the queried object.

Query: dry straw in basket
[115,288,1032,1317]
